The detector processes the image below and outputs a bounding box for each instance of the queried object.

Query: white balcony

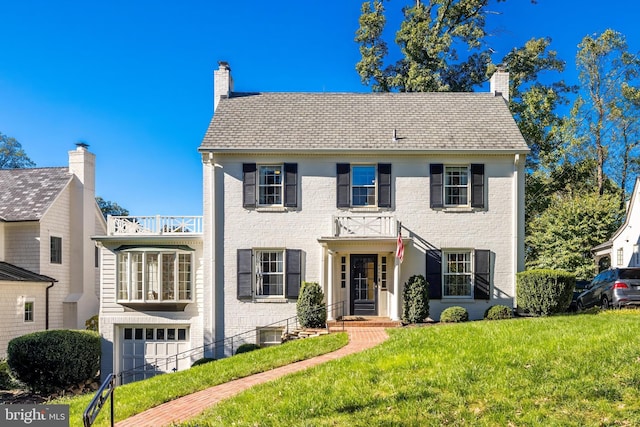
[107,216,203,236]
[333,214,398,238]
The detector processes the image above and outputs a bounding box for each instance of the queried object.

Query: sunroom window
[117,250,193,303]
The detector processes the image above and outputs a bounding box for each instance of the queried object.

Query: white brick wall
[209,153,523,331]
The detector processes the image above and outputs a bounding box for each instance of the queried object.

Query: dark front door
[350,255,378,316]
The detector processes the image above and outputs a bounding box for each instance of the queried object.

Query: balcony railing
[333,214,397,237]
[107,216,203,236]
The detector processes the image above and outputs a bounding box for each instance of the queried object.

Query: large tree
[355,0,507,92]
[571,29,640,196]
[0,132,35,169]
[96,197,129,220]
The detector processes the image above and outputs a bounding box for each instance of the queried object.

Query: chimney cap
[75,141,89,149]
[218,61,230,70]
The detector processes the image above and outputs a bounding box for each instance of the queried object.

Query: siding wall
[0,282,47,358]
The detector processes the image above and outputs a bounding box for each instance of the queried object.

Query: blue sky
[1,1,639,216]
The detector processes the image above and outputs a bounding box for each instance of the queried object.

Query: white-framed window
[50,236,62,264]
[258,165,283,206]
[117,249,193,302]
[351,164,377,206]
[617,247,624,266]
[24,300,34,322]
[444,166,469,206]
[443,251,473,297]
[258,327,283,347]
[255,250,285,296]
[380,256,388,289]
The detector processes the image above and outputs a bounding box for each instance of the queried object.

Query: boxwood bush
[235,343,261,355]
[484,305,514,320]
[297,282,327,328]
[440,306,469,323]
[7,329,100,393]
[0,359,18,390]
[517,269,575,316]
[402,275,430,324]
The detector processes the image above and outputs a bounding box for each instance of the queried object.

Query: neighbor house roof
[0,167,72,221]
[200,92,530,153]
[0,261,56,283]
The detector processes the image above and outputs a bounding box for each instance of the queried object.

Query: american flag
[396,231,404,264]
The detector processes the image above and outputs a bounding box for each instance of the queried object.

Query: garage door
[120,326,190,384]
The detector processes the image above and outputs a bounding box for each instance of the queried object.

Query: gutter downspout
[46,281,56,330]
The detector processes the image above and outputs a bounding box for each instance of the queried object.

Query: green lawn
[179,311,640,427]
[56,332,348,427]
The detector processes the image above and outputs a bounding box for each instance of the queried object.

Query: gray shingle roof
[200,92,530,152]
[0,261,56,282]
[0,167,71,221]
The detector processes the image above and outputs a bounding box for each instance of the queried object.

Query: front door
[350,255,378,316]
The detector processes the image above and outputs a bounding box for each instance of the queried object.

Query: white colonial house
[592,177,640,270]
[199,62,529,350]
[0,144,106,358]
[94,216,205,383]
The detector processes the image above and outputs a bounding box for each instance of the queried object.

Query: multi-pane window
[256,250,284,296]
[24,301,34,322]
[445,166,469,206]
[341,256,347,289]
[443,251,472,297]
[258,165,282,206]
[352,165,376,206]
[381,256,387,289]
[50,236,62,264]
[617,248,624,266]
[258,327,284,347]
[117,250,193,302]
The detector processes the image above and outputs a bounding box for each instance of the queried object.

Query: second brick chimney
[490,67,509,102]
[214,61,233,112]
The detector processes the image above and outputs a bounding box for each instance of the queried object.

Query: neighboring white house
[94,216,205,383]
[0,144,106,358]
[592,177,640,270]
[199,62,529,352]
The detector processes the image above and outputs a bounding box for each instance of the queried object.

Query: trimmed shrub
[517,269,575,316]
[191,357,216,367]
[402,275,430,324]
[7,330,100,393]
[440,306,469,323]
[0,359,18,390]
[296,282,327,328]
[235,344,261,355]
[85,315,99,332]
[484,305,514,320]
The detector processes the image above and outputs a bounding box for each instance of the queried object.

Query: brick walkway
[115,328,389,427]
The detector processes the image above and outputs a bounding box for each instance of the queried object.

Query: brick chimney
[214,61,233,112]
[490,66,509,101]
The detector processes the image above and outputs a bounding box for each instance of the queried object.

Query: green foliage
[235,344,261,355]
[296,282,327,328]
[0,132,35,169]
[0,359,18,390]
[85,314,99,332]
[402,275,430,324]
[7,330,100,393]
[526,192,623,279]
[484,305,514,320]
[517,269,575,316]
[355,0,501,92]
[96,196,129,220]
[440,306,469,323]
[191,358,216,368]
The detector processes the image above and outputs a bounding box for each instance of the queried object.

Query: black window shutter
[285,249,302,299]
[336,163,350,208]
[237,249,253,299]
[284,163,298,207]
[243,163,257,208]
[474,249,491,300]
[430,164,443,208]
[378,163,391,208]
[426,249,442,299]
[471,164,485,208]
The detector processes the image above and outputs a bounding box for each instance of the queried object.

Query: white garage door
[120,326,190,384]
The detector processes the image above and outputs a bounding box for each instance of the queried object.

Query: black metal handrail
[83,373,115,427]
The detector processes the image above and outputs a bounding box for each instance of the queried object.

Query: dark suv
[576,268,640,310]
